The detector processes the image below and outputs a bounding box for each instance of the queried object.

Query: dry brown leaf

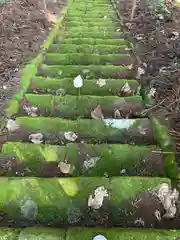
[46,12,58,23]
[91,105,104,120]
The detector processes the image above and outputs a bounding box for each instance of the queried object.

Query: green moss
[19,228,65,240]
[0,177,109,224]
[67,26,117,33]
[66,228,180,240]
[38,64,131,79]
[6,99,20,118]
[110,177,170,224]
[48,44,128,54]
[2,142,163,177]
[65,31,124,38]
[45,53,131,65]
[0,228,19,240]
[65,21,116,27]
[28,77,139,96]
[20,54,43,92]
[151,116,177,178]
[2,142,66,175]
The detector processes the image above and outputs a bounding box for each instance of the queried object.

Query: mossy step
[1,142,165,177]
[62,32,125,39]
[57,38,127,45]
[65,17,116,23]
[28,77,139,96]
[44,53,132,66]
[67,9,114,14]
[14,117,154,145]
[21,94,144,118]
[66,12,114,16]
[67,228,180,239]
[37,64,134,79]
[65,21,119,27]
[48,44,128,54]
[1,227,180,239]
[0,177,171,227]
[67,26,118,31]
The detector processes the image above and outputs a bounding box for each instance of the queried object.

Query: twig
[130,0,137,21]
[141,99,165,115]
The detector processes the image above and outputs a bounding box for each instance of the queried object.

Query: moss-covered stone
[14,117,154,145]
[1,142,165,177]
[28,76,139,96]
[38,64,133,79]
[48,44,128,54]
[44,53,132,66]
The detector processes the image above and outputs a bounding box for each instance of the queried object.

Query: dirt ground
[117,0,180,158]
[0,0,66,128]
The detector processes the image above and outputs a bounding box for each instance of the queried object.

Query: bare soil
[0,0,66,127]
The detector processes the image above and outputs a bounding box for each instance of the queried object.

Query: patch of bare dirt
[117,0,180,155]
[0,0,66,123]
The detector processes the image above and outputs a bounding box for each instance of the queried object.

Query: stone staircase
[0,0,179,238]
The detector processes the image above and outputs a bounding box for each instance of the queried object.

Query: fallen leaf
[29,133,43,144]
[148,88,156,98]
[23,106,38,117]
[163,204,177,219]
[83,157,100,169]
[64,131,78,141]
[137,67,145,79]
[6,119,20,132]
[114,109,122,119]
[91,105,104,120]
[58,162,72,174]
[73,75,83,88]
[154,209,161,221]
[88,186,108,209]
[96,79,106,87]
[121,82,131,93]
[46,12,58,23]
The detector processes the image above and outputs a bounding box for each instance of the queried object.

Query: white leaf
[73,75,83,88]
[104,16,107,19]
[120,169,126,174]
[116,28,121,32]
[6,119,20,132]
[29,133,43,144]
[88,186,108,210]
[121,83,131,93]
[148,88,156,98]
[83,157,100,170]
[157,183,170,203]
[64,131,78,142]
[58,162,72,174]
[96,79,106,87]
[154,209,161,221]
[137,67,145,79]
[163,204,177,219]
[93,235,107,240]
[23,106,38,117]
